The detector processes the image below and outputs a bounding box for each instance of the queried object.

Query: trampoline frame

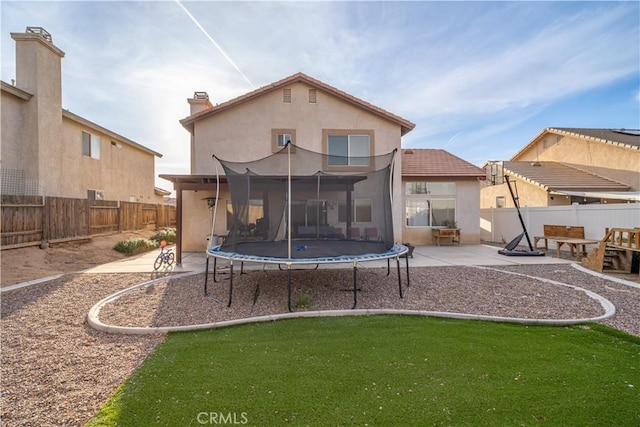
[204,243,410,311]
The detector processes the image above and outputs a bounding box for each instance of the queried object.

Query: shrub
[113,238,159,256]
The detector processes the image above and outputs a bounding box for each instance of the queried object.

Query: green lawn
[89,316,640,426]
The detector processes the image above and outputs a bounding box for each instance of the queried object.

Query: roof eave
[179,72,416,135]
[1,80,33,101]
[62,110,162,158]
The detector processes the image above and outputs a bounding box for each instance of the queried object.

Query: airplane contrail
[175,0,254,88]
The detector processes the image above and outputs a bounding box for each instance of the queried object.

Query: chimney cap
[193,91,209,100]
[26,27,52,42]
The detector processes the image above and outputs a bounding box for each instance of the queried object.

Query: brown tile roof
[180,72,415,135]
[402,149,485,178]
[503,161,630,192]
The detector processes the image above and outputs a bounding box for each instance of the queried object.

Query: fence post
[117,201,122,233]
[42,196,49,244]
[490,207,495,242]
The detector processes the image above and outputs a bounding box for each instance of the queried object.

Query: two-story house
[481,128,640,208]
[163,73,486,260]
[1,27,166,202]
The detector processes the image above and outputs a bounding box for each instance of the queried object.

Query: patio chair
[364,227,378,240]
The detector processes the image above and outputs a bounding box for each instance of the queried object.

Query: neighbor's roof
[402,148,485,178]
[512,127,640,160]
[62,110,162,158]
[503,161,630,192]
[180,72,416,136]
[1,80,33,101]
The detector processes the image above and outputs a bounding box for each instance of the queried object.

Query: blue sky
[2,1,638,190]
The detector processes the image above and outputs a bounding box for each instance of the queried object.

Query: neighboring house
[163,72,415,256]
[1,27,166,203]
[481,128,640,208]
[402,149,486,245]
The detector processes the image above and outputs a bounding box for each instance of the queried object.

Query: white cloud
[2,0,638,182]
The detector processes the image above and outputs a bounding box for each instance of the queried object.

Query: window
[325,131,371,167]
[308,88,317,103]
[278,134,291,147]
[291,200,328,227]
[496,196,505,208]
[283,88,291,103]
[405,182,456,227]
[82,131,100,159]
[271,129,296,152]
[338,199,372,223]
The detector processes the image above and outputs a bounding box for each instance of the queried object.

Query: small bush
[113,238,159,256]
[150,228,177,244]
[294,293,313,310]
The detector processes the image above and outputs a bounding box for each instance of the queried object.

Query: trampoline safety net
[215,143,397,260]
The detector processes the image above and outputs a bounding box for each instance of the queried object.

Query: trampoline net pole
[287,142,292,261]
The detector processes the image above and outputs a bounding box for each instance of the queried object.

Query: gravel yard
[2,264,639,426]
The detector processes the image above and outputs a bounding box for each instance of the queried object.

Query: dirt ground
[0,230,157,287]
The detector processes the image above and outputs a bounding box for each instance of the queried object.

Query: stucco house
[163,72,486,260]
[1,27,166,202]
[402,149,485,245]
[481,128,640,208]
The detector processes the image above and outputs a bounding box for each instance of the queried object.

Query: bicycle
[154,240,175,270]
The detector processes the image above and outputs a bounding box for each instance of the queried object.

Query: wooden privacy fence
[1,195,175,249]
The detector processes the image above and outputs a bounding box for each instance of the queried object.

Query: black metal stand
[352,263,358,309]
[206,253,411,312]
[204,256,234,307]
[499,176,545,256]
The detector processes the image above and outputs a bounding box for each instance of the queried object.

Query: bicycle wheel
[167,252,175,266]
[153,254,163,270]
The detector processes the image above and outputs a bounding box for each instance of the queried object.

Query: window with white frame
[277,133,291,147]
[405,182,456,227]
[82,131,100,159]
[338,198,372,223]
[327,133,370,166]
[272,129,296,152]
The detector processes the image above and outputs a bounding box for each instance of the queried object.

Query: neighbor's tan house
[163,72,485,258]
[481,128,640,208]
[1,27,167,202]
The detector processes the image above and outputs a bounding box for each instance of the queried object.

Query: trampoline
[204,142,410,311]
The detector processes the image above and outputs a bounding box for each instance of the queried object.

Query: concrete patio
[83,243,572,275]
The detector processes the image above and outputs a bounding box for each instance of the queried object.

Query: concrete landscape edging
[87,266,616,335]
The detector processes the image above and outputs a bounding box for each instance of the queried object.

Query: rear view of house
[163,73,416,259]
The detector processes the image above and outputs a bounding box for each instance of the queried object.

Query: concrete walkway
[83,244,572,274]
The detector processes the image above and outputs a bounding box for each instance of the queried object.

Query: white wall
[481,203,640,247]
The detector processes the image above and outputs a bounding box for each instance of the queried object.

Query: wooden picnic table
[555,238,600,261]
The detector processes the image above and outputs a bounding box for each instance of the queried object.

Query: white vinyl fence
[481,203,640,247]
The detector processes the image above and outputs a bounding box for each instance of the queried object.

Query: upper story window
[271,129,296,153]
[308,89,317,103]
[324,130,372,167]
[283,88,292,103]
[82,131,100,159]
